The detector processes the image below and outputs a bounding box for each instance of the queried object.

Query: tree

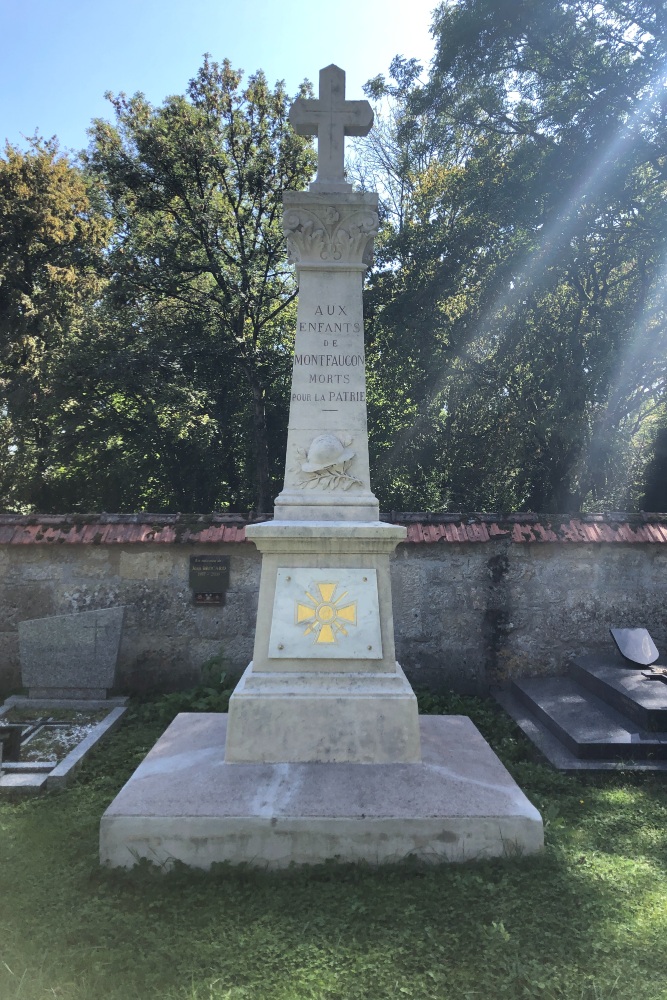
[0,137,110,511]
[85,57,316,512]
[359,0,667,512]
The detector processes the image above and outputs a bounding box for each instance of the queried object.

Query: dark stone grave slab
[494,687,667,772]
[610,627,659,666]
[511,676,667,760]
[494,631,667,772]
[570,653,667,730]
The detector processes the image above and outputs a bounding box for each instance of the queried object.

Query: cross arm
[289,99,374,137]
[340,101,374,136]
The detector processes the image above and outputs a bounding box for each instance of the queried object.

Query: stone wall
[391,540,667,692]
[1,514,666,696]
[0,542,260,696]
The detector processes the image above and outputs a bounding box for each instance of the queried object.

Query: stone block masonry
[0,512,666,698]
[0,520,260,696]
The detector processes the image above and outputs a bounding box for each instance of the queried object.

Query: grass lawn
[1,688,666,1000]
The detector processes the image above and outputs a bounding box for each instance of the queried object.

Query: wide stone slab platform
[100,713,543,869]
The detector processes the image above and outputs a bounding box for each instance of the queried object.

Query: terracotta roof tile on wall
[387,512,667,544]
[0,512,666,544]
[0,513,256,545]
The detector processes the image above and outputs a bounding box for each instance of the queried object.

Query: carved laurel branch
[284,206,379,265]
[293,446,362,491]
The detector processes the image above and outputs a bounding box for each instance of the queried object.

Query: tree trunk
[250,380,270,514]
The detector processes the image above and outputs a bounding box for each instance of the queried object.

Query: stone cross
[289,64,373,187]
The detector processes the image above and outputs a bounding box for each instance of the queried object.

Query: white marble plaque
[268,568,382,659]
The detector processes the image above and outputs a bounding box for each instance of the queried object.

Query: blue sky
[0,0,437,154]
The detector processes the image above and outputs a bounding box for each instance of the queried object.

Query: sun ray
[375,54,667,485]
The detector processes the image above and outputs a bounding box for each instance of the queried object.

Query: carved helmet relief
[302,434,355,470]
[295,434,362,490]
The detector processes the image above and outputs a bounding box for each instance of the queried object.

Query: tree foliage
[83,57,315,512]
[0,138,110,510]
[0,59,316,513]
[1,10,666,515]
[359,0,667,512]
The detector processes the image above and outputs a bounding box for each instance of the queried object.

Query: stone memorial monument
[224,65,420,766]
[100,66,543,869]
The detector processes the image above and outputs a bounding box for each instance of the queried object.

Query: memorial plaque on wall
[189,555,230,606]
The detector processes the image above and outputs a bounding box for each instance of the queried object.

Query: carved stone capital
[283,191,378,268]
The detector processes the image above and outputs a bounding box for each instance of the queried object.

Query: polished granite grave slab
[495,652,667,771]
[19,607,125,700]
[100,713,543,869]
[570,653,667,729]
[511,676,667,759]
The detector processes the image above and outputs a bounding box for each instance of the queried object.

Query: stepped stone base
[495,653,667,771]
[99,713,543,870]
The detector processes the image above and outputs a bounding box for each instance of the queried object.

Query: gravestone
[18,607,125,700]
[100,66,543,868]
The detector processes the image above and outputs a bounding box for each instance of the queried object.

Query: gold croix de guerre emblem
[295,582,357,644]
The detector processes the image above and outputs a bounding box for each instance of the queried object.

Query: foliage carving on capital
[283,203,378,266]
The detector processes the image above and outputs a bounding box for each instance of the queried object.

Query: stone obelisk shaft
[274,190,380,521]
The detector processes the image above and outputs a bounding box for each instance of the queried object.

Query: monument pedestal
[224,520,420,764]
[226,664,420,764]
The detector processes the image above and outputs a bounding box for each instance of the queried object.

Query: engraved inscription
[292,391,365,403]
[294,353,363,365]
[291,341,366,406]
